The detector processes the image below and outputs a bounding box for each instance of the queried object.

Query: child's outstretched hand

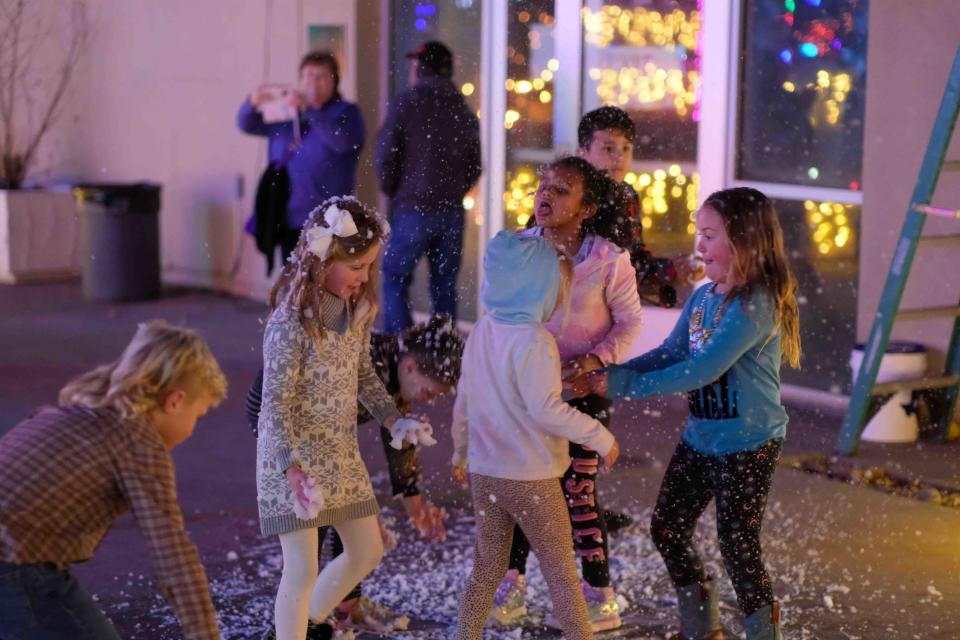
[602,440,620,472]
[451,464,469,487]
[564,369,609,398]
[561,353,604,382]
[378,515,399,551]
[403,495,447,542]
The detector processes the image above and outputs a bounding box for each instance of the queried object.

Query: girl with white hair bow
[255,196,422,640]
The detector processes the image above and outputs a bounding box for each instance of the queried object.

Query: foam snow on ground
[92,467,954,639]
[95,498,857,639]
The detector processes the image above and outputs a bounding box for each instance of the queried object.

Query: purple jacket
[237,95,365,229]
[375,77,482,214]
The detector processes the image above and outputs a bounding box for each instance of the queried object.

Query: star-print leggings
[650,437,783,616]
[507,394,612,587]
[456,474,593,640]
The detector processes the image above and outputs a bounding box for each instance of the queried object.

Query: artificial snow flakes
[388,417,437,449]
[291,476,324,520]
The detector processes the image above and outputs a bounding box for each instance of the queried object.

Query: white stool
[849,342,927,443]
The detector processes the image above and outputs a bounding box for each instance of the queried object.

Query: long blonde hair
[703,187,802,368]
[268,197,389,341]
[59,320,227,420]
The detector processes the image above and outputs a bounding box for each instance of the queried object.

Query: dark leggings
[319,526,362,602]
[650,438,783,616]
[507,394,612,588]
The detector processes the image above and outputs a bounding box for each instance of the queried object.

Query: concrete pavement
[2,283,958,639]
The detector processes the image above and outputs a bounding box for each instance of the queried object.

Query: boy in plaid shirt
[0,320,227,639]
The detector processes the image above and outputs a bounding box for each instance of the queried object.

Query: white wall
[860,2,960,371]
[39,0,359,299]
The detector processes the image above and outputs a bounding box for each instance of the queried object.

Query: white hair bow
[305,204,359,259]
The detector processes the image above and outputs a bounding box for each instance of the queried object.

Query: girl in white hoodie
[496,156,644,632]
[451,231,620,640]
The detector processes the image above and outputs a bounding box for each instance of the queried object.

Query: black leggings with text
[650,437,782,616]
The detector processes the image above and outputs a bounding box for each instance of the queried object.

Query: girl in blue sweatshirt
[569,188,801,640]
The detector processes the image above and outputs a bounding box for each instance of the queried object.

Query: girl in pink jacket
[490,156,644,632]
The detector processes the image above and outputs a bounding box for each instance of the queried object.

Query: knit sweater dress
[257,295,399,535]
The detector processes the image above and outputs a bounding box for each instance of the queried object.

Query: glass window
[775,198,860,392]
[389,1,482,104]
[738,0,869,190]
[506,1,556,153]
[582,0,701,162]
[501,1,557,231]
[625,166,701,259]
[581,0,703,301]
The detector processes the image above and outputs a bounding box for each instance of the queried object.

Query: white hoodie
[450,316,616,481]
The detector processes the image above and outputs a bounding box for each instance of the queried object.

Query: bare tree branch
[0,0,26,183]
[0,0,88,188]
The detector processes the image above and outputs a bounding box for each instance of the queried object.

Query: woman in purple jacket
[238,51,366,261]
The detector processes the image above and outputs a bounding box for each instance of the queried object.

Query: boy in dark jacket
[577,106,703,307]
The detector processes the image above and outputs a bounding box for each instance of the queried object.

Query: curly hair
[397,315,465,387]
[539,156,633,249]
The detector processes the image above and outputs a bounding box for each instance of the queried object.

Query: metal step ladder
[835,45,960,455]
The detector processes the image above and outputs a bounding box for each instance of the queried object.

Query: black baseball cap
[407,41,453,78]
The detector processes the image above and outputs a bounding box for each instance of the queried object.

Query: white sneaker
[583,581,623,632]
[487,571,527,626]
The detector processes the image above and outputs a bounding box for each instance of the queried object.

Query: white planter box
[0,190,81,284]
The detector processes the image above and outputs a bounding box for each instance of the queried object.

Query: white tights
[274,515,383,640]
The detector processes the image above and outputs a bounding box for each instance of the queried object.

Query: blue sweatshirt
[607,283,788,455]
[237,95,365,229]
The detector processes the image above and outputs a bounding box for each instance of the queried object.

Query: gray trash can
[74,183,161,302]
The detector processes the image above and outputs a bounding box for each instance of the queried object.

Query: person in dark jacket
[375,41,482,333]
[238,51,366,265]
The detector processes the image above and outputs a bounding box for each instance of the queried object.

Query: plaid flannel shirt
[0,404,220,639]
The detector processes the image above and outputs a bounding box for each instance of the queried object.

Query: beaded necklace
[688,283,725,354]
